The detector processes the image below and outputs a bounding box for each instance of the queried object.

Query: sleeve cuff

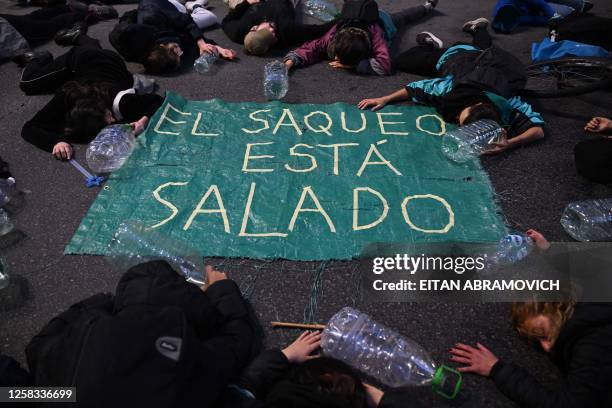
[113,88,136,121]
[490,360,505,380]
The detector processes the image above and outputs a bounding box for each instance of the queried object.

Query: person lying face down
[109,0,236,74]
[219,331,425,408]
[359,20,545,155]
[19,35,163,161]
[283,0,439,75]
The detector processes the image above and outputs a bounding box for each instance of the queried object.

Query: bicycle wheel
[522,57,612,98]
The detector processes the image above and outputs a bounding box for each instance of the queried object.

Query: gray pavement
[1,0,612,406]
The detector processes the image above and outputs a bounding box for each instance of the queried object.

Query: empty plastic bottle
[441,119,505,163]
[561,198,612,241]
[0,258,9,290]
[264,60,289,100]
[194,50,218,74]
[493,233,534,264]
[86,124,135,173]
[108,220,205,286]
[322,307,462,399]
[304,0,338,22]
[0,208,13,237]
[0,177,16,206]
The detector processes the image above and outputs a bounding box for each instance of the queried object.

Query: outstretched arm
[357,88,410,111]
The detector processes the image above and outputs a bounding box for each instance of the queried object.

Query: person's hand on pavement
[282,330,321,363]
[526,229,551,251]
[450,342,499,376]
[52,142,73,161]
[584,117,612,133]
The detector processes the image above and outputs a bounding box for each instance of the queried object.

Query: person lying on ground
[492,0,593,34]
[283,0,439,76]
[26,262,256,407]
[574,117,612,184]
[222,0,336,56]
[450,299,612,408]
[359,19,545,155]
[1,2,117,65]
[548,14,612,50]
[109,0,235,74]
[219,330,423,408]
[19,34,164,161]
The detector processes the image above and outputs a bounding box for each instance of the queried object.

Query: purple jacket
[284,23,392,76]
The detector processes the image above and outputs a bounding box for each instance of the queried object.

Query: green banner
[66,92,506,260]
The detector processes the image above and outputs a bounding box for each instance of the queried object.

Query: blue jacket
[406,44,544,138]
[493,0,559,33]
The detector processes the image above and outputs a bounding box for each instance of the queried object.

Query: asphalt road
[1,0,611,406]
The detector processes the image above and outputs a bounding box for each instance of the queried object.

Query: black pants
[281,20,336,46]
[20,35,102,95]
[395,27,493,76]
[1,6,85,46]
[390,5,429,32]
[575,138,612,184]
[556,15,612,51]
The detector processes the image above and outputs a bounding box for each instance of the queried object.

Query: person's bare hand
[329,60,352,70]
[449,342,499,376]
[199,42,217,55]
[52,142,73,161]
[482,130,510,155]
[584,117,612,133]
[201,265,227,290]
[130,116,149,136]
[281,331,321,363]
[526,229,551,251]
[216,46,237,60]
[362,383,384,407]
[358,97,388,111]
[246,0,259,4]
[284,59,295,71]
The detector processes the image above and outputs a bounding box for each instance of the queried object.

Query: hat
[244,29,278,55]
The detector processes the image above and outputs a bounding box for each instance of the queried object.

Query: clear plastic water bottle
[0,208,13,237]
[322,307,462,399]
[0,177,16,206]
[108,220,205,286]
[86,124,135,173]
[0,258,9,290]
[561,198,612,241]
[194,50,218,74]
[493,233,534,264]
[264,60,289,100]
[441,119,505,163]
[304,0,338,22]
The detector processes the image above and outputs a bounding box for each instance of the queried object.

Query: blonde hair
[512,301,575,344]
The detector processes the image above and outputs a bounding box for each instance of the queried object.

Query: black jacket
[490,303,612,408]
[218,349,420,408]
[222,0,294,44]
[26,261,255,408]
[110,2,211,64]
[21,44,164,152]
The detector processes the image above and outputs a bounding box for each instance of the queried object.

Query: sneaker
[425,0,438,9]
[87,4,118,21]
[54,22,88,47]
[186,0,209,12]
[416,31,444,49]
[462,17,489,34]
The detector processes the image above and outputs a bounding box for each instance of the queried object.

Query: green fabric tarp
[65,92,507,260]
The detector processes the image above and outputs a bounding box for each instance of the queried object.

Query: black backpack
[340,0,380,24]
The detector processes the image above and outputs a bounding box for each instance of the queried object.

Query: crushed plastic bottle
[0,208,13,237]
[108,220,205,286]
[322,307,461,399]
[86,124,135,173]
[194,50,218,74]
[264,60,289,100]
[492,233,534,264]
[561,198,612,241]
[304,0,339,22]
[441,119,505,163]
[0,258,8,290]
[0,177,16,206]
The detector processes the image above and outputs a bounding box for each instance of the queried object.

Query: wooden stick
[271,321,326,330]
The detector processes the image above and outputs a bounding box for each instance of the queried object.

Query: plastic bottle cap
[432,365,462,399]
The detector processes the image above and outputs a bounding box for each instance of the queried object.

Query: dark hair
[62,81,113,142]
[289,357,367,407]
[145,45,180,74]
[332,27,372,67]
[463,102,501,125]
